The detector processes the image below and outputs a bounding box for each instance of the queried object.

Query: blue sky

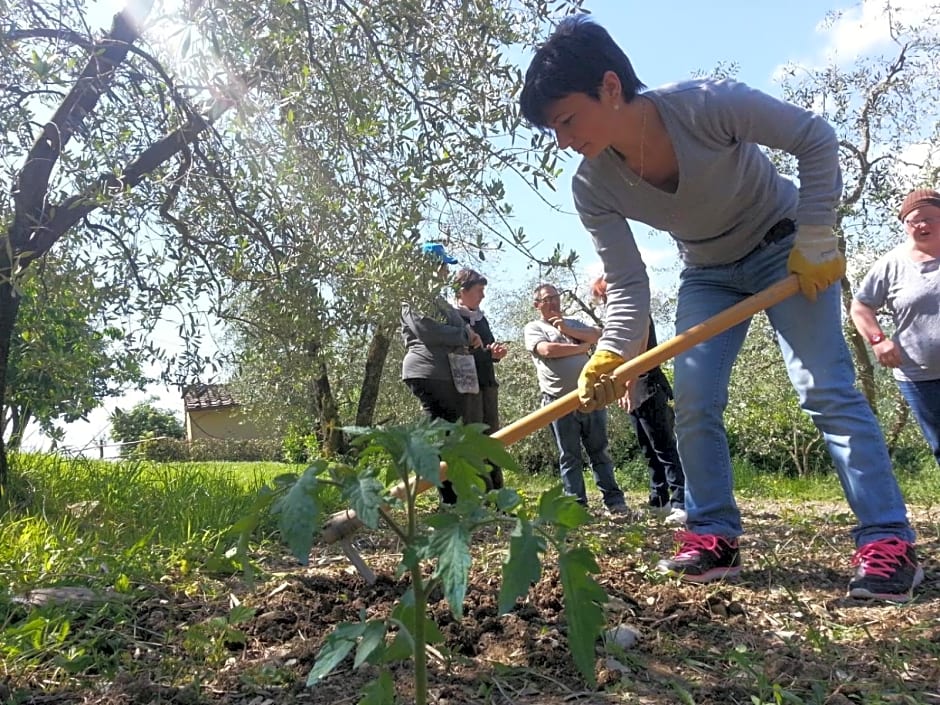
[26,0,928,454]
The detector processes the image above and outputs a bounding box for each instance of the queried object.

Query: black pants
[404,379,503,501]
[405,378,462,503]
[405,378,463,423]
[629,382,685,509]
[462,386,504,491]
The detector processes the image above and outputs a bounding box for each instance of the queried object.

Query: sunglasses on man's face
[537,294,561,303]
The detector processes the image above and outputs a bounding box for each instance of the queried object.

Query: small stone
[603,624,641,649]
[16,587,102,606]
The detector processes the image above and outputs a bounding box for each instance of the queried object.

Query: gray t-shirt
[523,318,594,397]
[572,78,842,363]
[854,245,940,382]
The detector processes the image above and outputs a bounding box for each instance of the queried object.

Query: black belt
[677,218,797,249]
[763,218,796,245]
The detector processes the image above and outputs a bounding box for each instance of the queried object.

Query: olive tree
[778,4,940,406]
[0,0,584,481]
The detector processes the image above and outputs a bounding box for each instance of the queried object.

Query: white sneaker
[663,508,687,525]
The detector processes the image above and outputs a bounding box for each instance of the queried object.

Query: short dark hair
[519,15,646,129]
[533,282,558,302]
[454,268,488,290]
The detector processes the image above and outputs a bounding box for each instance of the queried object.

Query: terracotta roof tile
[183,383,238,411]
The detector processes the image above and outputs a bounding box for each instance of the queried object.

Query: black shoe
[657,531,741,583]
[438,481,458,505]
[487,465,504,491]
[848,538,924,603]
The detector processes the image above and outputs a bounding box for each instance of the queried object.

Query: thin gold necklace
[615,99,647,187]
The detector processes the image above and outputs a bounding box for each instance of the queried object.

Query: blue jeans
[673,233,914,547]
[897,378,940,467]
[546,397,625,508]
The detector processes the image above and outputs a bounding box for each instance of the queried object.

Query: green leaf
[342,467,385,529]
[203,553,240,575]
[436,455,487,504]
[306,622,368,686]
[442,422,519,473]
[353,620,388,668]
[399,539,428,574]
[401,431,446,486]
[276,467,322,564]
[492,487,522,513]
[226,485,278,574]
[426,514,472,618]
[358,671,395,705]
[384,601,416,662]
[421,613,445,645]
[537,486,591,530]
[559,546,607,686]
[498,517,546,614]
[350,425,442,487]
[228,605,256,625]
[383,631,414,663]
[387,600,444,659]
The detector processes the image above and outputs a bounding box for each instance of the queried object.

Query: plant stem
[410,566,429,705]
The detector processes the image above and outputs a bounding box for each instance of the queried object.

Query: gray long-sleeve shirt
[401,298,471,381]
[572,78,843,360]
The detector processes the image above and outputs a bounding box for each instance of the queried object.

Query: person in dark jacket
[454,268,508,490]
[401,242,482,504]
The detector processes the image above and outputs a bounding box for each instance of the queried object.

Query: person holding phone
[454,267,507,489]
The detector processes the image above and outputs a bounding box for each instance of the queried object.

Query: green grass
[521,451,940,509]
[0,453,320,595]
[1,449,935,597]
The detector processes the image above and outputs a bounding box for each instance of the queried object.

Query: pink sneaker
[657,531,741,583]
[848,538,923,603]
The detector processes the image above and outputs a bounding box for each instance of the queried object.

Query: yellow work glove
[577,350,626,412]
[786,224,846,301]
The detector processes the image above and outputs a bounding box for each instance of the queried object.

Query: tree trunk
[355,325,392,427]
[885,393,911,458]
[841,280,877,411]
[6,404,29,454]
[304,340,346,456]
[0,279,22,485]
[313,359,346,455]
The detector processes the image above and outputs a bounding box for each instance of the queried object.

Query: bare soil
[5,499,939,705]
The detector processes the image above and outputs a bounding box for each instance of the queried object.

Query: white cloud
[820,0,936,59]
[772,0,938,79]
[895,141,939,181]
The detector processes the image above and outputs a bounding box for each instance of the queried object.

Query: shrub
[136,437,284,462]
[110,401,184,456]
[281,425,320,464]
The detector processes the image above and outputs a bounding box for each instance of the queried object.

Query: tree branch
[11,1,156,249]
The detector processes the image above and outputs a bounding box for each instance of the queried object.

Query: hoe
[321,275,801,583]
